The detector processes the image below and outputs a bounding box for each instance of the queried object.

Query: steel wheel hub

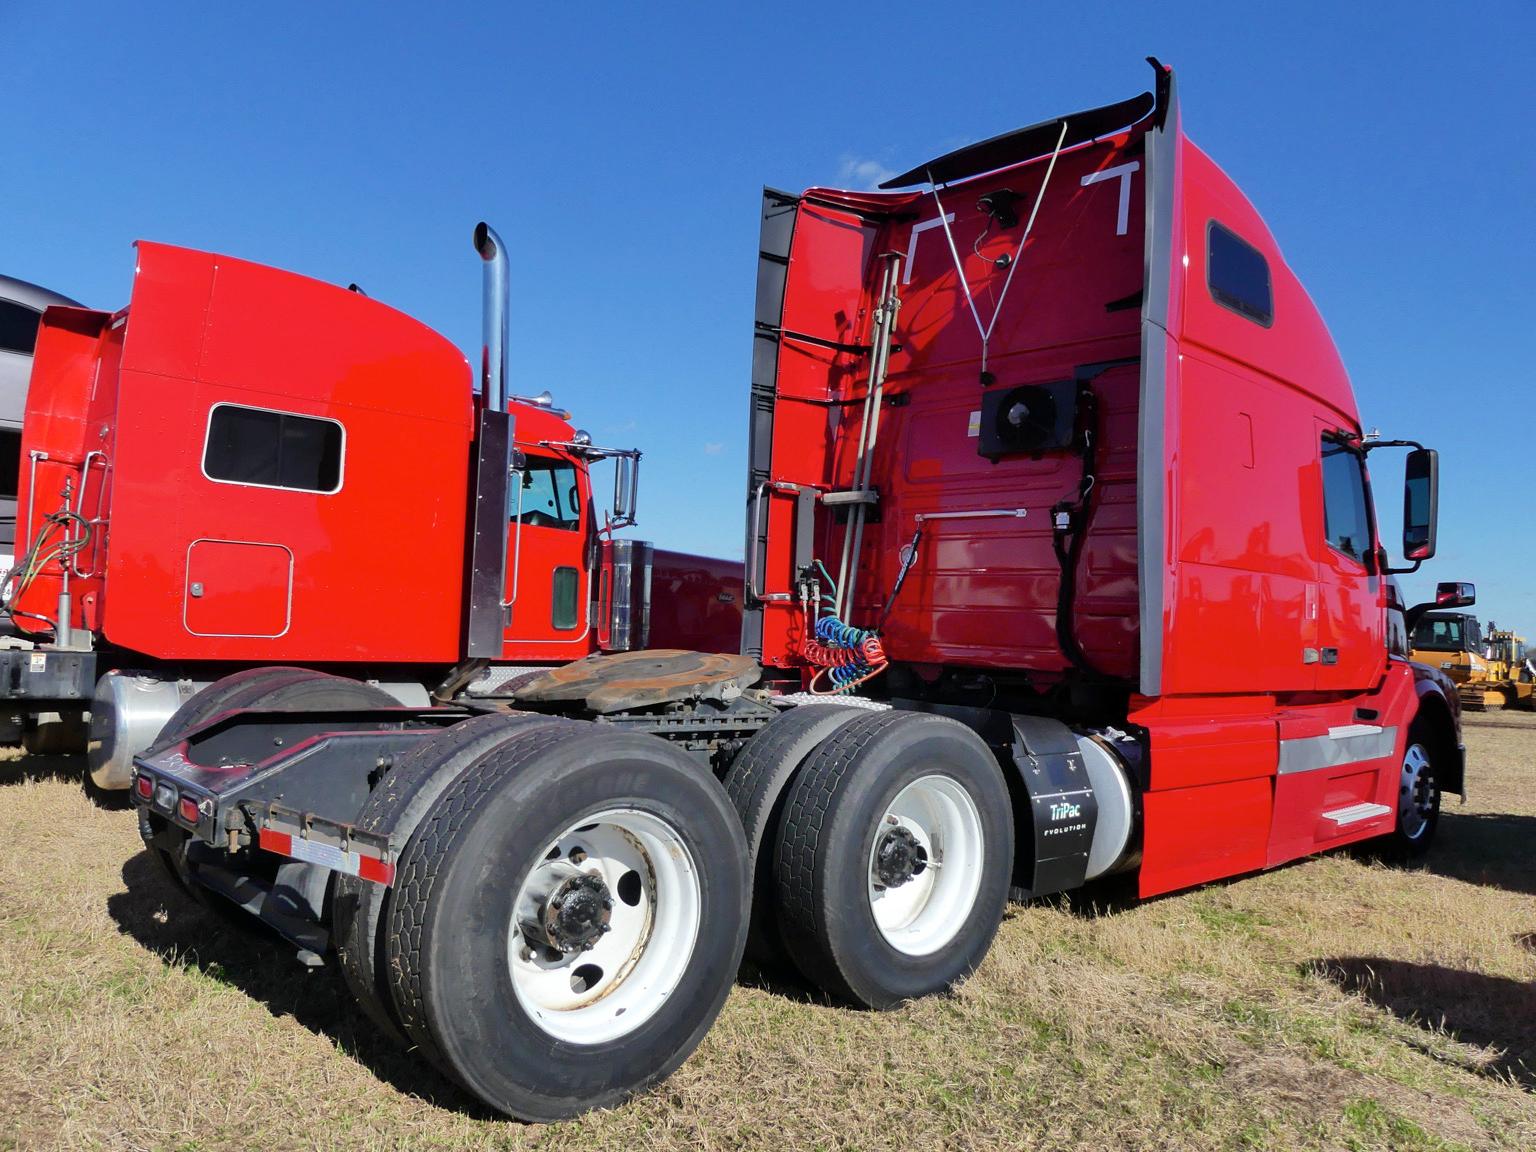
[508,809,702,1045]
[866,774,985,957]
[519,864,613,954]
[1398,742,1436,841]
[873,824,928,890]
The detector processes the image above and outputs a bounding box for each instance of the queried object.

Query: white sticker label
[1080,161,1141,236]
[286,836,362,877]
[967,411,981,438]
[29,653,46,673]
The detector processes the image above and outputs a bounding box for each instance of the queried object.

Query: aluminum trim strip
[1278,725,1398,775]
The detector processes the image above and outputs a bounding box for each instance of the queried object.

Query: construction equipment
[1413,611,1534,710]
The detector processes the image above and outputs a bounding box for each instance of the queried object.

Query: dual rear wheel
[350,717,749,1121]
[726,707,1013,1009]
[144,671,750,1121]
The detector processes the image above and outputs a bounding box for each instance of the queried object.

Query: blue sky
[5,2,1532,629]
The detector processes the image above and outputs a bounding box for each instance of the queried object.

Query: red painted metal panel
[1139,776,1273,898]
[650,550,744,653]
[21,243,477,663]
[184,540,292,638]
[761,130,1147,679]
[1144,713,1277,791]
[13,308,119,637]
[1159,351,1319,695]
[1265,664,1418,866]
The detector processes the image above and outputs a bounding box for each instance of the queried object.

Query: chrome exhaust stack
[473,222,509,412]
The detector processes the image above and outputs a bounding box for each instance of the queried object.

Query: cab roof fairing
[122,241,476,429]
[794,84,1160,224]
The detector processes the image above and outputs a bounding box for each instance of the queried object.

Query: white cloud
[836,156,897,191]
[703,441,724,455]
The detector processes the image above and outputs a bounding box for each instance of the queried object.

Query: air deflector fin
[878,91,1156,190]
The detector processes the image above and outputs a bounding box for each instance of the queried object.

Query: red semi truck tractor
[127,61,1469,1119]
[2,224,741,785]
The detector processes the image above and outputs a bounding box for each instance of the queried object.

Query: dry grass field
[1,715,1533,1151]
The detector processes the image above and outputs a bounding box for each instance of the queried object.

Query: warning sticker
[29,653,45,673]
[967,411,981,438]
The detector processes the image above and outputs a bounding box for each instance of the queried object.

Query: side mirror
[1401,448,1438,563]
[1434,580,1475,609]
[1403,580,1475,634]
[610,451,641,530]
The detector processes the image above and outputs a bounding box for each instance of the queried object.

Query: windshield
[513,454,582,531]
[1411,615,1479,653]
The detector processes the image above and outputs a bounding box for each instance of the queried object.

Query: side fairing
[1148,100,1381,700]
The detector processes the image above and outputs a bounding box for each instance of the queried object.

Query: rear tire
[386,725,749,1120]
[773,710,1012,1009]
[722,703,864,973]
[334,711,579,1042]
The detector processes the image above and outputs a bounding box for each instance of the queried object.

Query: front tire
[772,710,1013,1009]
[386,726,749,1120]
[1385,719,1441,857]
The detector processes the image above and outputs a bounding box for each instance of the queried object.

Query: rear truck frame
[2,222,742,781]
[131,60,1472,1121]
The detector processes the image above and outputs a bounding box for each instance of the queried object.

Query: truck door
[502,451,590,653]
[1313,426,1386,691]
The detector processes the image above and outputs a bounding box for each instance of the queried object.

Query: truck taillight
[134,774,153,800]
[177,795,201,825]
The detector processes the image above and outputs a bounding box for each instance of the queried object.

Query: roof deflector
[878,90,1156,190]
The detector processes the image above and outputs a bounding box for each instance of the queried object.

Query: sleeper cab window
[203,403,344,494]
[1206,220,1273,326]
[1320,436,1371,564]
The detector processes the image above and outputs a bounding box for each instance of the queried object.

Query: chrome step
[1321,802,1392,827]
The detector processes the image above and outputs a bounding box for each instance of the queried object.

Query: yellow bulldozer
[1409,611,1535,711]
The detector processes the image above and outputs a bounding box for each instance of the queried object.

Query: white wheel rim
[1398,743,1435,841]
[508,808,701,1044]
[866,774,985,957]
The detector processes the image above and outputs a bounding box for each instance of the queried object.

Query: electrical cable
[798,563,890,694]
[804,615,888,695]
[2,507,92,615]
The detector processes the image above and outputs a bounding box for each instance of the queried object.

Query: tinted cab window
[1321,438,1371,564]
[0,301,42,355]
[204,404,344,493]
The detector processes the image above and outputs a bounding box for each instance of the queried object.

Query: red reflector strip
[257,828,395,886]
[356,854,394,885]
